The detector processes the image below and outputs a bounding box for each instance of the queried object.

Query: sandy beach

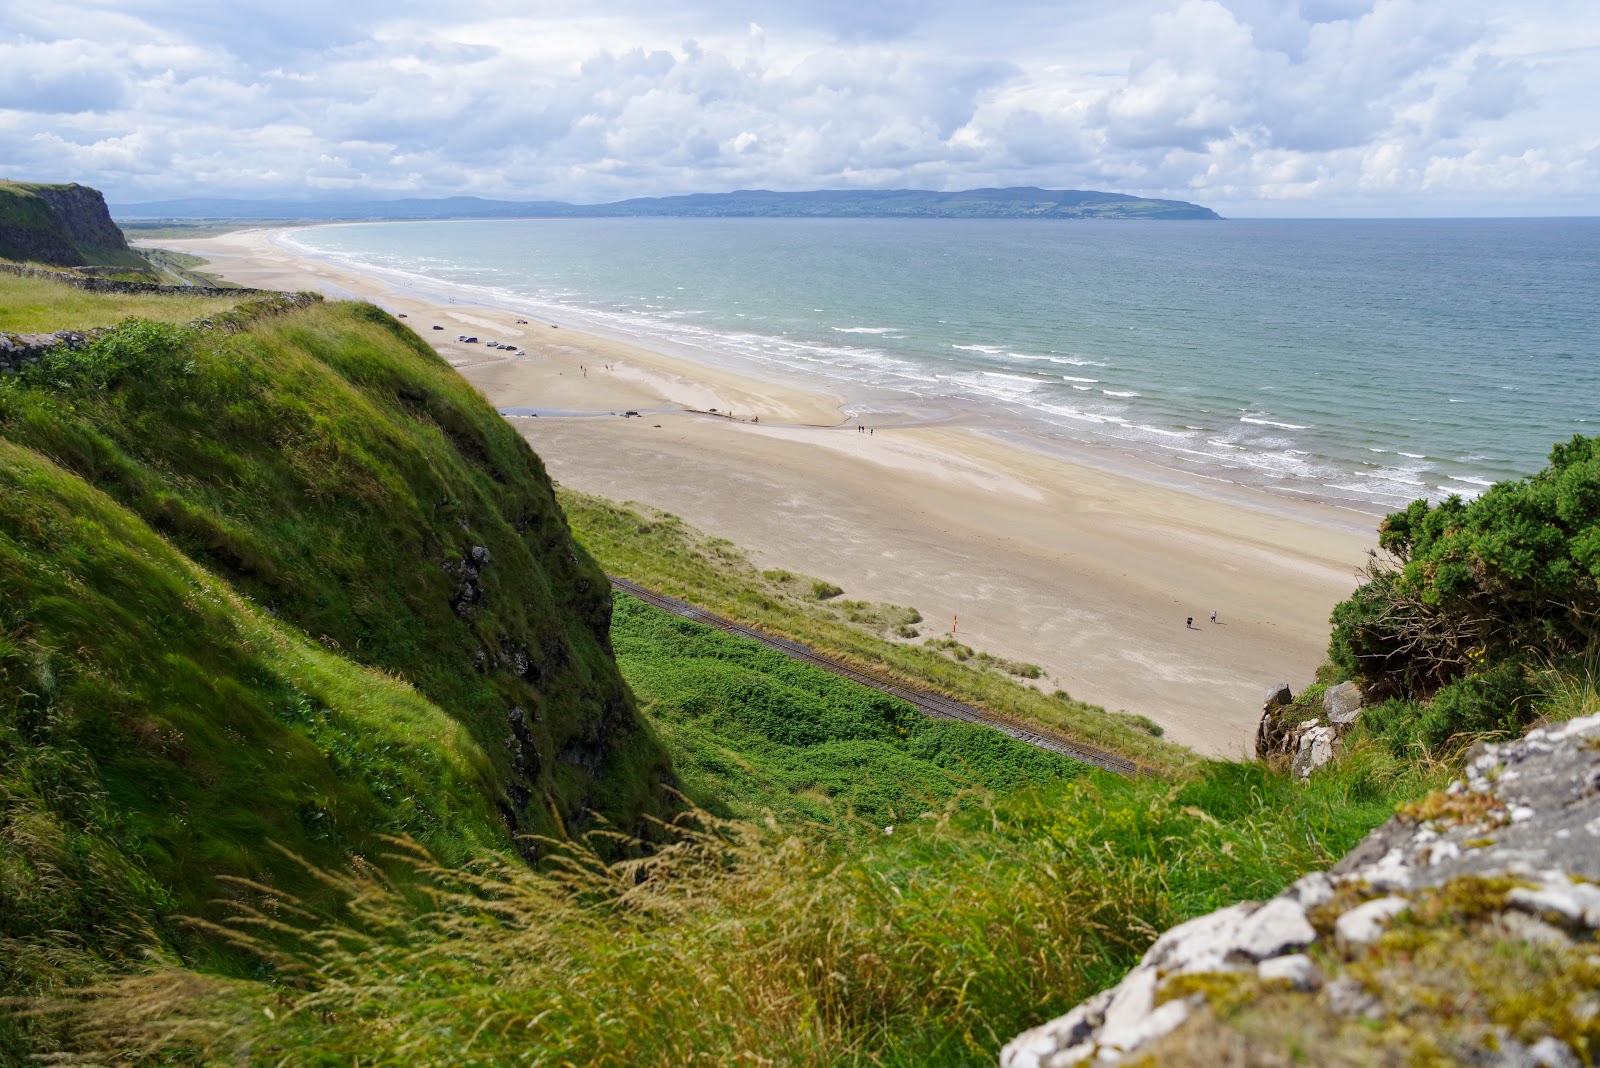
[155,227,1377,757]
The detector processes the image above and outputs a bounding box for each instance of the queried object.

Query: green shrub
[1329,435,1600,698]
[810,579,844,600]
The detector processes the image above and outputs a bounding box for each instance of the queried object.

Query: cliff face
[0,181,143,268]
[1003,713,1600,1067]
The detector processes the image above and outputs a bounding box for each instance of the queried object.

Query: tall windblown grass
[33,746,1440,1067]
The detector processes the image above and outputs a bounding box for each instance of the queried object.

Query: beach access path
[149,227,1376,758]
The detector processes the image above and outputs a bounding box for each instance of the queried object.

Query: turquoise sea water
[286,217,1599,513]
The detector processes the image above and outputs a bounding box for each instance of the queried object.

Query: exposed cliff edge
[1003,713,1600,1067]
[0,180,147,269]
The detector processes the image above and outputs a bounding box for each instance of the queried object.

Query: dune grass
[560,491,1189,771]
[0,270,243,333]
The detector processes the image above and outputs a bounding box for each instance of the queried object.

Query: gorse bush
[1327,435,1600,750]
[1330,435,1600,698]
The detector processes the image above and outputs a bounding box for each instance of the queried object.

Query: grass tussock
[560,491,1191,771]
[0,270,242,333]
[32,742,1441,1067]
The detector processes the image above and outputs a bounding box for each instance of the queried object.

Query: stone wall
[0,261,281,300]
[0,281,319,378]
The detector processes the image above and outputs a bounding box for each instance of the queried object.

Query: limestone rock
[1257,953,1322,991]
[1264,683,1293,709]
[1334,896,1408,949]
[1322,681,1365,726]
[1291,724,1337,779]
[1001,710,1600,1067]
[1230,898,1316,962]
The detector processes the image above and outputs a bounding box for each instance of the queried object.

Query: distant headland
[110,186,1221,222]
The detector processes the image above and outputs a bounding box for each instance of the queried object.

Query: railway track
[609,576,1139,777]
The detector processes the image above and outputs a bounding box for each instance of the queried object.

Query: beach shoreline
[150,225,1378,757]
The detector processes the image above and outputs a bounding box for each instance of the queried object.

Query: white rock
[1292,725,1338,779]
[1123,998,1191,1052]
[1144,903,1257,976]
[1511,805,1536,823]
[1428,840,1462,866]
[1041,1042,1094,1068]
[1285,872,1335,910]
[1508,880,1600,928]
[1257,953,1323,991]
[1095,967,1158,1053]
[1232,898,1317,962]
[1530,1035,1581,1068]
[1322,681,1365,726]
[1335,896,1409,948]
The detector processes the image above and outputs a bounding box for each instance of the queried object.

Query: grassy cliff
[0,283,674,1056]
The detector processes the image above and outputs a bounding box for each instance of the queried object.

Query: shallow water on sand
[288,216,1600,513]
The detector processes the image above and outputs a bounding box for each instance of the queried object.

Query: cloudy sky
[2,0,1596,215]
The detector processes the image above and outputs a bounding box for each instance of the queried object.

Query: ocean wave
[952,343,1005,354]
[1061,375,1098,383]
[1239,415,1310,430]
[1102,390,1140,398]
[832,326,899,334]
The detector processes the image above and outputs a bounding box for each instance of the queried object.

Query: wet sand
[153,227,1376,757]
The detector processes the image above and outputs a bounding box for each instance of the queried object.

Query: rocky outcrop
[28,183,132,257]
[1322,680,1365,726]
[1002,712,1600,1067]
[0,182,137,267]
[1256,680,1368,777]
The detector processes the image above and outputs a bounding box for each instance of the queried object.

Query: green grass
[137,247,238,288]
[1,296,673,1059]
[612,593,1085,826]
[560,491,1190,771]
[0,270,242,332]
[33,744,1441,1066]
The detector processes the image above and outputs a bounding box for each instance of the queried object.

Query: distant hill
[0,181,151,270]
[112,186,1221,222]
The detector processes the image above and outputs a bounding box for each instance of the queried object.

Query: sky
[1,0,1597,216]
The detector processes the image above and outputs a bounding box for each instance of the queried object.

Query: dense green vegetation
[34,744,1436,1066]
[560,491,1185,770]
[1329,435,1600,752]
[612,593,1083,826]
[0,270,242,332]
[0,284,672,1059]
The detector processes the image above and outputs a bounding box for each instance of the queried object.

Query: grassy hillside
[0,284,674,1057]
[0,270,241,332]
[560,491,1188,771]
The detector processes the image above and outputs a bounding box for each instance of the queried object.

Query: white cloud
[0,0,1594,214]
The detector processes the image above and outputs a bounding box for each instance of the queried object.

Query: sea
[283,216,1600,515]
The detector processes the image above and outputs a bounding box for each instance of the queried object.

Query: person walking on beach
[1186,616,1193,629]
[1211,611,1218,624]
